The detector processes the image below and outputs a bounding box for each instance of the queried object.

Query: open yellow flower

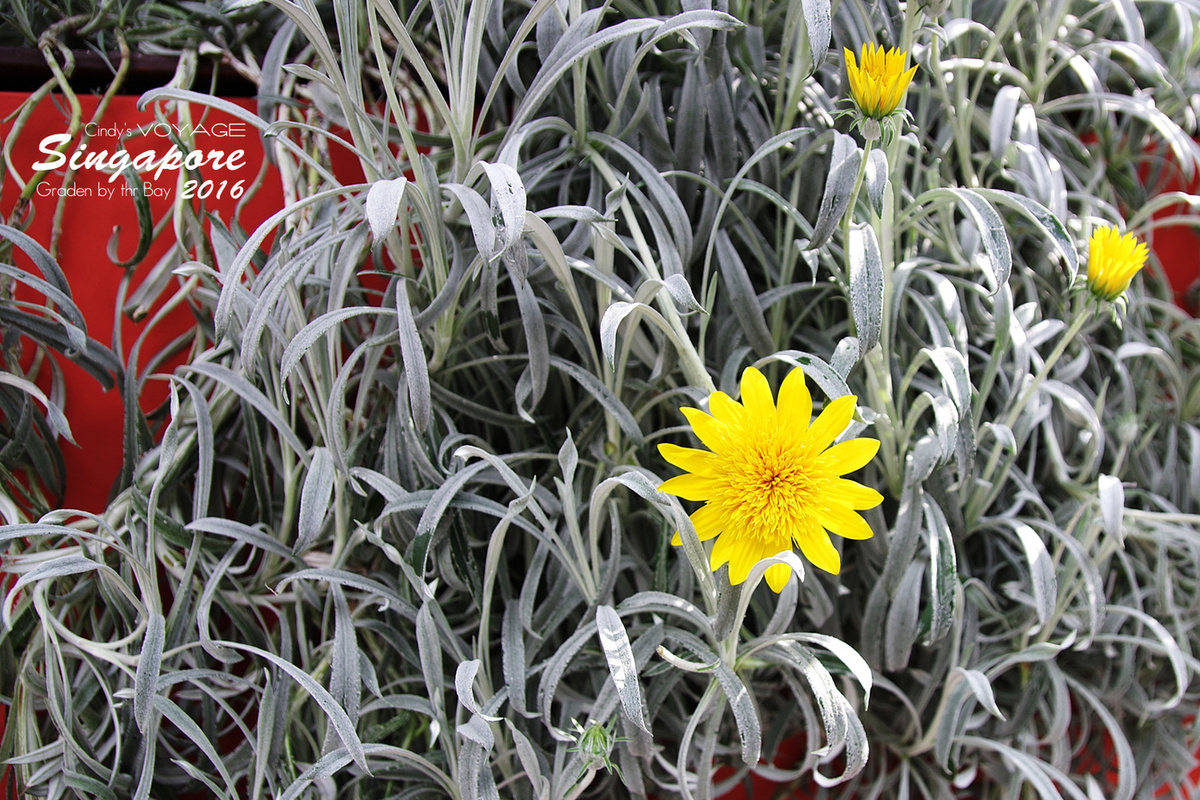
[658,366,882,592]
[1087,225,1148,301]
[844,44,917,119]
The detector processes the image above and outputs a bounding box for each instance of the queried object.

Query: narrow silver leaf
[296,447,336,554]
[925,497,958,644]
[557,429,578,485]
[396,280,432,430]
[455,659,501,721]
[989,85,1023,160]
[595,604,650,732]
[800,0,832,72]
[330,586,361,728]
[847,223,883,357]
[501,603,529,716]
[479,161,528,257]
[809,132,862,249]
[1015,524,1057,628]
[885,561,923,672]
[714,231,774,355]
[957,668,1005,720]
[864,148,888,217]
[663,273,705,312]
[507,721,550,800]
[134,614,165,734]
[925,346,973,415]
[443,183,499,260]
[711,660,761,766]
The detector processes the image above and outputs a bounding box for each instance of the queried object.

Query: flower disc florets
[658,366,883,592]
[1086,225,1148,302]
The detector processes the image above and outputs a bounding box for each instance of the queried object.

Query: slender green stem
[1002,308,1090,432]
[769,160,806,346]
[842,139,874,252]
[973,304,1091,516]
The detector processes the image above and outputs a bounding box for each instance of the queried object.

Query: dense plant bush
[2,0,1199,798]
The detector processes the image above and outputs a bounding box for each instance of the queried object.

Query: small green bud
[1115,412,1139,447]
[572,718,617,767]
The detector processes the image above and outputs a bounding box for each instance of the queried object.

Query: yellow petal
[885,64,916,113]
[805,395,856,453]
[673,504,723,546]
[817,504,875,541]
[710,530,737,572]
[658,442,718,475]
[727,536,768,584]
[681,406,729,452]
[817,437,880,475]
[658,473,714,501]
[825,478,885,510]
[795,521,841,575]
[690,503,725,541]
[844,47,863,101]
[709,391,746,427]
[764,562,793,592]
[739,367,777,426]
[777,367,812,432]
[884,83,903,115]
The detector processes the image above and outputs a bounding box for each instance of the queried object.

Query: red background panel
[1,91,283,513]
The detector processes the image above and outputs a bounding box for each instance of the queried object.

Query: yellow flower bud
[844,44,918,120]
[1086,226,1148,302]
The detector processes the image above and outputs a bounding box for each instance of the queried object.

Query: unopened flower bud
[923,0,951,16]
[1086,226,1148,302]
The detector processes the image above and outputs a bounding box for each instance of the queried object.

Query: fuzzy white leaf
[365,177,408,240]
[1098,474,1124,540]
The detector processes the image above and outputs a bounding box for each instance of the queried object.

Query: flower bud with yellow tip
[844,44,918,121]
[1086,226,1148,302]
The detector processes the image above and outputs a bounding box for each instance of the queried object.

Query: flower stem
[973,303,1091,515]
[1002,306,1090,431]
[844,136,907,495]
[841,139,874,252]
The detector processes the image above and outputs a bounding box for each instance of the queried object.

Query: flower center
[718,438,822,541]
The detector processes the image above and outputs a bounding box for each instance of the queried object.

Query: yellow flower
[1087,225,1148,301]
[844,44,917,119]
[658,366,883,592]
